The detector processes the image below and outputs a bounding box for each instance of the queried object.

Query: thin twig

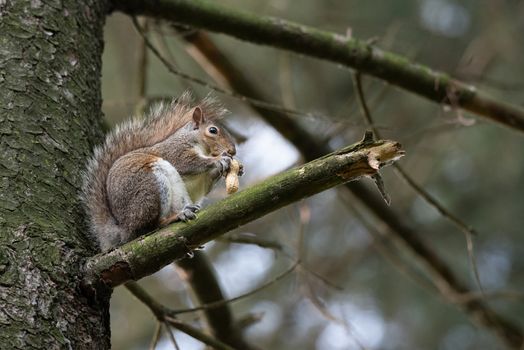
[163,323,180,350]
[181,29,232,90]
[135,17,149,116]
[172,261,299,315]
[152,22,194,92]
[454,290,524,304]
[235,312,265,330]
[278,52,296,109]
[299,272,369,350]
[223,231,343,291]
[125,281,168,319]
[148,322,163,350]
[296,203,310,267]
[165,317,236,350]
[352,73,376,132]
[173,251,256,350]
[296,202,343,321]
[299,264,344,292]
[219,233,284,251]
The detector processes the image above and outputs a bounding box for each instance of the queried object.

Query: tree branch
[83,136,403,288]
[112,0,524,133]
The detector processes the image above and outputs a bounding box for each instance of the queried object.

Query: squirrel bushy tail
[81,92,227,251]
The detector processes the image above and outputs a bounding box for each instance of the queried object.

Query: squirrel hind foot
[159,204,200,226]
[178,203,200,221]
[177,209,197,222]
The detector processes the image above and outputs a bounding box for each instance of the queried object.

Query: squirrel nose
[228,145,236,156]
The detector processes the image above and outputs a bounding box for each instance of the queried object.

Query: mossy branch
[83,135,403,289]
[112,0,524,133]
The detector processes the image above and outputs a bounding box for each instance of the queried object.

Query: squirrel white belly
[81,93,242,252]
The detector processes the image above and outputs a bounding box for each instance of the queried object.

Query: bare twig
[455,290,524,304]
[223,230,343,292]
[182,30,232,90]
[172,261,299,315]
[152,23,194,92]
[219,233,284,251]
[163,323,180,350]
[135,17,149,116]
[298,264,344,292]
[148,322,163,350]
[235,312,265,330]
[165,317,236,350]
[125,281,169,319]
[352,73,376,131]
[295,201,346,322]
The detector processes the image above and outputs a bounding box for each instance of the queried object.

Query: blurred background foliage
[102,0,524,349]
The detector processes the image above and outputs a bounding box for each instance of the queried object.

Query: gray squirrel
[82,93,242,252]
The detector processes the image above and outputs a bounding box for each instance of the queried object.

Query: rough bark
[0,1,110,349]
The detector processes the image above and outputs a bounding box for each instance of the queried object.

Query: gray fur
[81,93,235,252]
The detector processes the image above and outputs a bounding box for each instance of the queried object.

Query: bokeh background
[102,1,524,349]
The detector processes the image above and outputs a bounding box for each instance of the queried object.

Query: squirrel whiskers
[82,92,241,252]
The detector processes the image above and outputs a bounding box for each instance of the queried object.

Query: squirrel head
[192,106,236,157]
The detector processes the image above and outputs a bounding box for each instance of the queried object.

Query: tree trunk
[0,1,110,348]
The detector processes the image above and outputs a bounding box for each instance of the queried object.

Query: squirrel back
[81,93,227,251]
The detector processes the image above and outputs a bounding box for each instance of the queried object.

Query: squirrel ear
[192,107,204,129]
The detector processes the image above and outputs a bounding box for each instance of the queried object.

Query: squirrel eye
[208,126,218,135]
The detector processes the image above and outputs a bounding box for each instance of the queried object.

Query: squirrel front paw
[215,155,233,177]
